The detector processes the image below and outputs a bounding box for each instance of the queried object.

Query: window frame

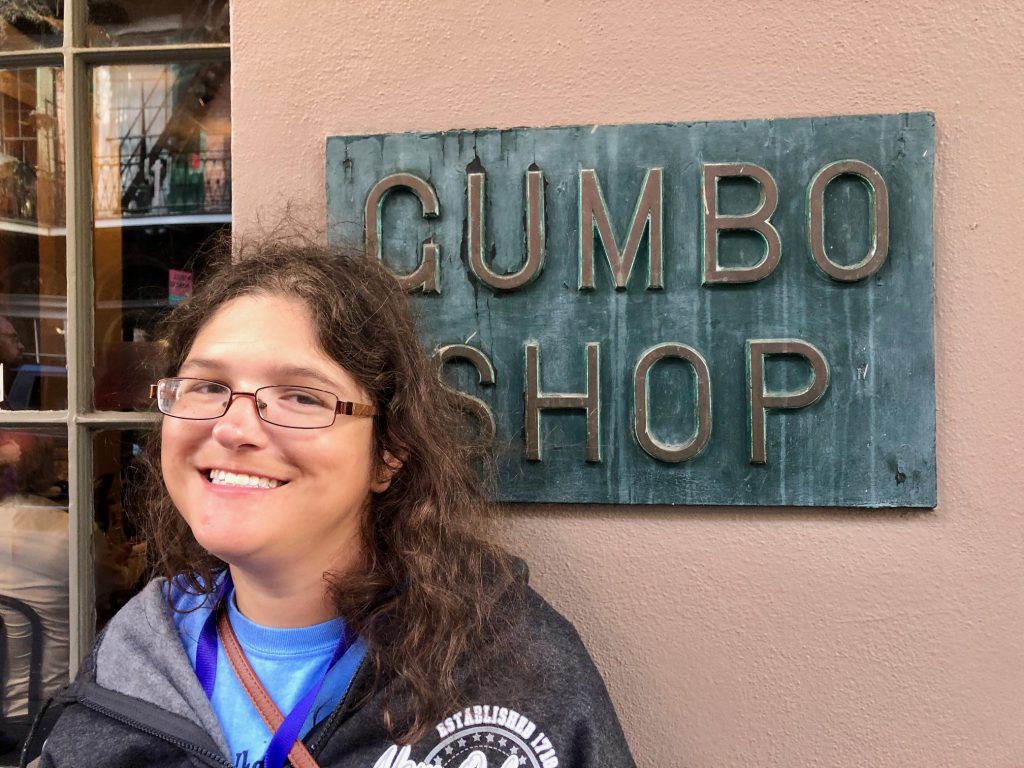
[0,2,230,671]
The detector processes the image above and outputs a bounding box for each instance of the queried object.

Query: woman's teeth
[208,469,282,489]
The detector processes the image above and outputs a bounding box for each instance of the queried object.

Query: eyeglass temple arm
[338,401,378,418]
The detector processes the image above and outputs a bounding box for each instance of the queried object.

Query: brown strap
[217,609,321,768]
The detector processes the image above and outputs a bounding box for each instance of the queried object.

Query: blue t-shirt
[171,580,368,768]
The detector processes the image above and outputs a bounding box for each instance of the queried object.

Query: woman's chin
[191,530,265,567]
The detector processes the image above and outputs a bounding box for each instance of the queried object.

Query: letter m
[578,167,663,290]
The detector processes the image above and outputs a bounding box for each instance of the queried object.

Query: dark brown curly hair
[137,234,523,742]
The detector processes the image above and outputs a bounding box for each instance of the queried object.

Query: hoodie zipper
[79,697,233,768]
[78,657,367,768]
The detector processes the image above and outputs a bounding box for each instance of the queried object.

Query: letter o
[807,160,889,282]
[633,343,712,463]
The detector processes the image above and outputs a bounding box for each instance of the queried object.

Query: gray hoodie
[27,577,636,768]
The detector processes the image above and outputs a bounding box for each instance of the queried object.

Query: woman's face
[160,293,389,576]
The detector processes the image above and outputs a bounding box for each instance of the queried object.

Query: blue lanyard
[195,574,351,768]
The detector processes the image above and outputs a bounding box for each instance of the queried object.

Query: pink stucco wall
[231,1,1024,765]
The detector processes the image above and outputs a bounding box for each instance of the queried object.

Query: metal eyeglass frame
[149,377,378,429]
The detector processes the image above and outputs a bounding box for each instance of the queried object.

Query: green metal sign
[326,113,935,507]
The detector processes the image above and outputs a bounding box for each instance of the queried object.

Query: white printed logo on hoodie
[373,703,560,768]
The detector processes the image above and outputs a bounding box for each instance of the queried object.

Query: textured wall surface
[231,1,1024,765]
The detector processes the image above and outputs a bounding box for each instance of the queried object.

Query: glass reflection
[92,63,230,411]
[0,1,63,51]
[0,426,67,757]
[0,67,68,411]
[87,0,228,47]
[92,430,149,628]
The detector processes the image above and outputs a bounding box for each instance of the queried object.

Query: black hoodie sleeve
[401,588,637,768]
[517,589,636,768]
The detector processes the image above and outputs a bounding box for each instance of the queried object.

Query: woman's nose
[211,393,269,447]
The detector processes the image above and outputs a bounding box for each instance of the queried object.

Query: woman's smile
[203,468,287,489]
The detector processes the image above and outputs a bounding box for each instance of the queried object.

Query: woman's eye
[280,389,329,408]
[181,381,223,396]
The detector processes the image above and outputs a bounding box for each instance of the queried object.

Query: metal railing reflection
[0,152,230,225]
[94,151,231,219]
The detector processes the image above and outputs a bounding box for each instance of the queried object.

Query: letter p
[747,339,830,465]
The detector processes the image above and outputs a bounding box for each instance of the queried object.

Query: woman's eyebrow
[271,365,341,391]
[177,358,221,374]
[178,359,341,391]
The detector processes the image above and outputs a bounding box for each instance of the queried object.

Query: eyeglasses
[150,377,377,429]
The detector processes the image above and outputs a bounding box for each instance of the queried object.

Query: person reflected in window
[0,316,25,410]
[0,432,69,751]
[0,432,130,757]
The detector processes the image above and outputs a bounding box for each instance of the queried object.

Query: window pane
[92,429,149,630]
[91,63,230,411]
[87,0,229,47]
[0,67,67,411]
[0,426,68,760]
[0,1,62,51]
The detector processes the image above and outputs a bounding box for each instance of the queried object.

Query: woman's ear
[371,450,404,493]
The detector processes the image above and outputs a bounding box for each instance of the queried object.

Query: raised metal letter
[807,160,890,282]
[701,163,781,284]
[633,343,712,463]
[524,342,601,462]
[433,344,497,443]
[578,168,663,290]
[364,173,441,293]
[747,339,830,465]
[467,168,545,290]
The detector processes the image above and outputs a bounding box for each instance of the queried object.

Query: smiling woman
[159,292,389,618]
[27,235,636,768]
